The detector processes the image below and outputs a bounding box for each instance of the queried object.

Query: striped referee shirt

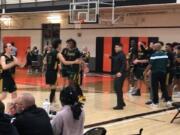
[150,51,168,73]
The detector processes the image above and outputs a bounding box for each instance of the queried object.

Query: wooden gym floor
[2,69,180,135]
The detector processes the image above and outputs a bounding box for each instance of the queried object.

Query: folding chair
[171,102,180,123]
[84,127,106,135]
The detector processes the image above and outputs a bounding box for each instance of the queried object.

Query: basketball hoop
[74,19,84,29]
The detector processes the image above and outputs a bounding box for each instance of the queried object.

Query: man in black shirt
[112,44,126,110]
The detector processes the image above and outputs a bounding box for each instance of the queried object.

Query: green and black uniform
[63,48,84,97]
[1,54,17,93]
[64,48,81,84]
[150,51,170,104]
[45,49,59,103]
[45,49,59,85]
[61,48,70,77]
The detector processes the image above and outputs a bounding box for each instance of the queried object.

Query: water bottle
[43,99,50,115]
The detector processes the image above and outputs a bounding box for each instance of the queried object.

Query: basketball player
[45,38,81,105]
[0,43,22,101]
[63,39,86,102]
[60,43,71,87]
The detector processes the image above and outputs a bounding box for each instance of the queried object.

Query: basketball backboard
[69,0,99,24]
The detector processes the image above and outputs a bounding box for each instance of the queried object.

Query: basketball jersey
[65,48,81,73]
[46,49,59,71]
[1,54,15,77]
[61,48,69,70]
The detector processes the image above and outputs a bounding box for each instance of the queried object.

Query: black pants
[151,71,170,104]
[114,74,125,107]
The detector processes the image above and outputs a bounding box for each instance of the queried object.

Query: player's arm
[12,56,24,68]
[57,53,80,65]
[1,56,16,70]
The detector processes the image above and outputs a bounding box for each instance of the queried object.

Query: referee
[112,44,126,110]
[147,42,171,107]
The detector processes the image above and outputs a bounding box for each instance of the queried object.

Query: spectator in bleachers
[11,42,17,57]
[51,86,84,135]
[26,47,32,74]
[0,101,19,135]
[13,93,53,135]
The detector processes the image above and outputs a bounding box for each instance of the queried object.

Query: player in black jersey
[45,39,80,105]
[0,43,22,101]
[64,39,86,102]
[60,43,71,87]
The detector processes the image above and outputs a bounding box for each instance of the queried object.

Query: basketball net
[74,19,84,29]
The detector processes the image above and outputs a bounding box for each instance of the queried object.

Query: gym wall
[1,9,180,66]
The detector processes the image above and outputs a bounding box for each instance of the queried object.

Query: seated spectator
[51,86,85,135]
[13,93,53,135]
[6,102,16,116]
[0,101,19,135]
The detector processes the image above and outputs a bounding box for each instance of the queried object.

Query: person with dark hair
[0,43,23,101]
[45,38,80,107]
[62,38,86,102]
[111,44,126,110]
[131,42,149,96]
[13,93,53,135]
[26,47,32,74]
[0,101,19,135]
[51,86,84,135]
[60,43,71,87]
[165,43,175,101]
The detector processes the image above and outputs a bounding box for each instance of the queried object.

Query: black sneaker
[113,106,124,110]
[145,100,152,105]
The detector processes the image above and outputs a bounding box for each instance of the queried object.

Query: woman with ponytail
[51,86,84,135]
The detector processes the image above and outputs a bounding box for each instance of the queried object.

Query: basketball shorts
[45,70,58,85]
[134,67,145,80]
[2,76,17,93]
[68,72,81,85]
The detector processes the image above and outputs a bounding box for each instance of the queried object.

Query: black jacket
[112,51,126,74]
[13,105,53,135]
[0,113,19,135]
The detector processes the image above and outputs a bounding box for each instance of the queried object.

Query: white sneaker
[150,103,159,109]
[166,101,172,107]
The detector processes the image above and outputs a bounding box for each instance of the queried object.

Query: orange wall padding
[103,37,112,72]
[3,36,31,64]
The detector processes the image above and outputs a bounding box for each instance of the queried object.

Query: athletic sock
[49,89,56,103]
